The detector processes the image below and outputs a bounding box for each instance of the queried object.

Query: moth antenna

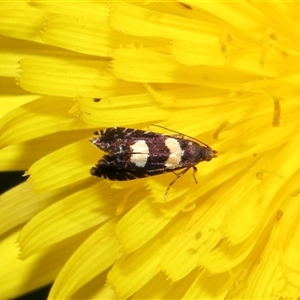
[150,124,211,148]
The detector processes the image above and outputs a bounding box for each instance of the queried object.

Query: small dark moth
[90,127,217,197]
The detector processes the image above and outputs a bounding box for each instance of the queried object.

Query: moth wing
[91,127,167,155]
[91,153,186,181]
[101,127,164,139]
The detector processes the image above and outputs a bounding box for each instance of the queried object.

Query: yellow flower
[1,1,300,299]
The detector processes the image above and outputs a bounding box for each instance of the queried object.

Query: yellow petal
[113,48,259,89]
[0,130,91,171]
[109,2,217,42]
[28,0,109,21]
[159,208,224,281]
[115,197,176,253]
[78,94,168,127]
[41,15,115,57]
[245,192,300,298]
[181,272,232,300]
[107,237,167,299]
[0,1,46,42]
[0,95,39,118]
[18,57,112,97]
[71,272,115,300]
[0,181,60,235]
[28,139,93,191]
[48,218,120,299]
[0,228,90,299]
[18,181,116,259]
[0,96,91,149]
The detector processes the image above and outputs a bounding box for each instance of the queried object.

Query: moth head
[204,148,218,161]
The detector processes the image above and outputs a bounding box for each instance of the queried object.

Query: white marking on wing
[165,138,183,168]
[130,140,149,167]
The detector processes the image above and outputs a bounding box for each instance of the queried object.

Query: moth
[90,127,217,196]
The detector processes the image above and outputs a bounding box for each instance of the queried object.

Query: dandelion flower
[1,1,300,299]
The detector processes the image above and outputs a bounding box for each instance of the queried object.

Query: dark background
[1,172,51,300]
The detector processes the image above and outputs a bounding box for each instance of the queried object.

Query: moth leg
[192,166,198,184]
[164,167,191,200]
